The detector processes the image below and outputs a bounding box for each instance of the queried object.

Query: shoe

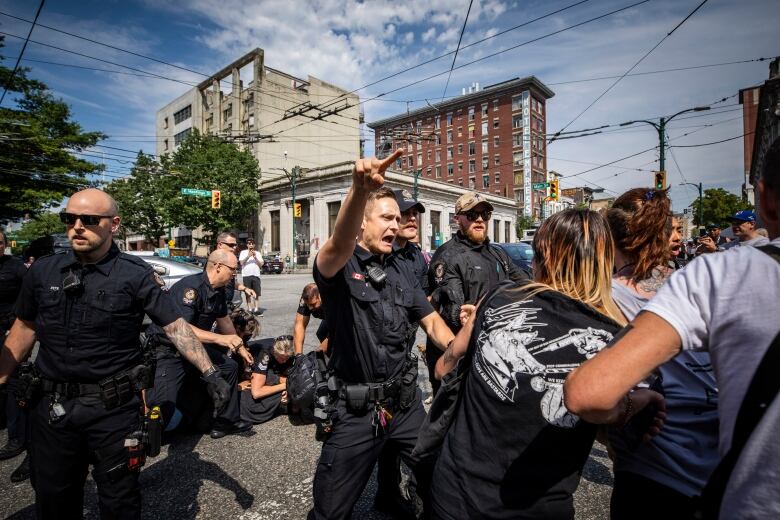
[10,453,30,483]
[251,308,264,317]
[210,420,253,439]
[0,439,24,461]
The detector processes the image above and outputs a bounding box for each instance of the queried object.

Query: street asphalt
[0,272,613,519]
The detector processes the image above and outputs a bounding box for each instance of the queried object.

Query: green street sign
[181,188,212,197]
[532,182,550,189]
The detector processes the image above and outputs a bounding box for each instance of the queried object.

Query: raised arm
[316,150,403,279]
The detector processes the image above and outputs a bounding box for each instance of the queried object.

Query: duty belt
[41,379,101,398]
[335,378,401,403]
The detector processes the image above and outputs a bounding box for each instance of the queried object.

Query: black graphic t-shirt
[431,283,622,520]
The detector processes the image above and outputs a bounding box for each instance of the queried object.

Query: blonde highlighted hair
[522,209,626,325]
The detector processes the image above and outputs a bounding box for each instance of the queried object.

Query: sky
[1,0,778,212]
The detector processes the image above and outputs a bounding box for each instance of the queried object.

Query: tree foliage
[690,188,752,227]
[516,215,535,239]
[105,153,169,247]
[0,38,105,221]
[15,212,64,243]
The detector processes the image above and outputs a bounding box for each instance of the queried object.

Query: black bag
[286,352,319,411]
[698,245,780,519]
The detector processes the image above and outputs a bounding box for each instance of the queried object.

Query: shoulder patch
[152,272,166,289]
[433,262,446,281]
[182,288,198,305]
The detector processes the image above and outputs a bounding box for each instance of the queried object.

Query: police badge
[182,288,197,305]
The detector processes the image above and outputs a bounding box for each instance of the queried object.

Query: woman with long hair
[429,209,657,520]
[606,188,718,519]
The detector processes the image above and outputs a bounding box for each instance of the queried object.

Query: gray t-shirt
[610,281,719,496]
[645,238,780,518]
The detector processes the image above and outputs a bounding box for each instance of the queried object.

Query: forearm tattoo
[163,318,213,373]
[637,266,672,293]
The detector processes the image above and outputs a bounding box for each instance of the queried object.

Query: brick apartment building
[739,85,761,205]
[368,77,554,217]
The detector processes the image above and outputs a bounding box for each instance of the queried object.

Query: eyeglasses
[460,209,492,221]
[59,212,114,226]
[275,335,293,342]
[211,261,238,272]
[220,241,238,248]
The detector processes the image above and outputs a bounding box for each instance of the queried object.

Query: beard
[68,231,107,253]
[463,225,487,244]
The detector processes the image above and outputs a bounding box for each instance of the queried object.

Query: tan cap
[455,191,494,213]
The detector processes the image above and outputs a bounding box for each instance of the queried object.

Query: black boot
[0,438,24,460]
[10,453,30,483]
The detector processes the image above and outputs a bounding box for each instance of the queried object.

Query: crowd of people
[0,138,778,519]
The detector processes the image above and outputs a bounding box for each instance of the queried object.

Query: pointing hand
[352,149,403,191]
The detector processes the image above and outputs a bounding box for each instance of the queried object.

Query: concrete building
[367,77,554,219]
[257,161,520,267]
[149,48,361,253]
[739,85,761,205]
[561,186,598,206]
[747,58,780,227]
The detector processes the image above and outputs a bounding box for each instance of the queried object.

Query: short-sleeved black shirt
[0,255,27,317]
[431,284,622,519]
[296,301,324,320]
[148,271,228,350]
[392,242,428,294]
[314,245,433,383]
[251,343,294,384]
[15,244,180,381]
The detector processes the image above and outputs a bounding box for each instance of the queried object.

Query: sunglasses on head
[59,212,114,226]
[461,209,492,221]
[276,335,293,342]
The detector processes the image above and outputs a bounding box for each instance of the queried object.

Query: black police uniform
[146,271,241,431]
[296,301,329,345]
[425,232,528,393]
[310,244,433,520]
[14,244,180,519]
[0,254,27,454]
[239,339,294,424]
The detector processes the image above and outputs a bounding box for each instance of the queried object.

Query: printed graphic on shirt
[474,299,613,427]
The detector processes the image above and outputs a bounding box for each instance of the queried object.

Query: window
[430,211,441,250]
[447,130,453,143]
[458,143,463,155]
[435,134,441,145]
[174,128,191,146]
[494,136,500,147]
[457,109,463,119]
[469,177,475,189]
[512,95,522,111]
[482,139,488,154]
[327,202,341,237]
[482,157,488,171]
[513,133,523,147]
[447,112,453,126]
[494,154,501,166]
[493,99,499,111]
[469,125,475,138]
[435,149,441,162]
[396,158,402,169]
[408,155,414,167]
[469,159,476,173]
[173,105,192,125]
[481,121,488,135]
[483,174,490,188]
[223,104,232,120]
[248,114,255,127]
[505,221,511,243]
[468,106,475,120]
[447,163,454,176]
[458,161,464,172]
[495,172,501,184]
[435,116,441,129]
[458,178,464,187]
[458,126,463,137]
[447,147,454,160]
[417,153,422,166]
[481,103,488,117]
[417,120,422,133]
[513,151,523,166]
[435,165,442,178]
[494,220,500,243]
[513,115,523,129]
[427,150,431,161]
[493,118,499,129]
[271,210,281,251]
[244,96,254,110]
[163,139,168,151]
[163,117,169,129]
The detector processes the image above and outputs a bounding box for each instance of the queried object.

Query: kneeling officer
[0,189,230,519]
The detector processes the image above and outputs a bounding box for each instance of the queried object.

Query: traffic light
[293,202,302,218]
[654,171,667,190]
[211,190,221,209]
[549,180,559,200]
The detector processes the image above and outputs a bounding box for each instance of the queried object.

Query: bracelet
[620,393,634,427]
[203,365,218,378]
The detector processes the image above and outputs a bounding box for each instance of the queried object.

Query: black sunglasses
[220,241,238,248]
[461,209,492,221]
[59,212,114,226]
[275,335,293,342]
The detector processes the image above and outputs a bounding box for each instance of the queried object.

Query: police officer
[145,249,254,439]
[309,150,455,520]
[215,231,256,307]
[292,283,329,355]
[426,192,529,393]
[0,189,230,519]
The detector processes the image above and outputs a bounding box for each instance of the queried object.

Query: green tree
[516,215,535,239]
[16,212,64,243]
[161,131,260,247]
[690,188,752,227]
[105,153,169,247]
[0,38,105,221]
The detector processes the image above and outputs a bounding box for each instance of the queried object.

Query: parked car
[261,255,285,274]
[495,242,534,274]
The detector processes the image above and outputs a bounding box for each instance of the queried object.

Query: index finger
[379,149,403,169]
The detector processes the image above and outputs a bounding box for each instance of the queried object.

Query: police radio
[62,270,83,294]
[366,265,387,287]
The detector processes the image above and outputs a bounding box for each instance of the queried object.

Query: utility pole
[680,182,704,230]
[413,169,420,200]
[620,106,710,172]
[270,165,301,273]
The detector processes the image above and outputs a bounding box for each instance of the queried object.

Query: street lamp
[620,106,710,171]
[270,166,301,273]
[680,182,704,232]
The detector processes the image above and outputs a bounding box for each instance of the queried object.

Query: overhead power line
[440,0,474,103]
[670,132,752,148]
[0,0,45,105]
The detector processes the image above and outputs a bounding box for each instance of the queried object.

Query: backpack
[285,351,328,425]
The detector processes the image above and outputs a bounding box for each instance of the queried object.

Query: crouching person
[240,335,295,424]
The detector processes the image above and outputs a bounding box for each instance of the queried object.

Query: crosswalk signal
[549,180,559,200]
[293,202,302,218]
[654,171,667,190]
[211,190,221,209]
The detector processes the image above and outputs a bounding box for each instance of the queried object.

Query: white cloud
[421,27,437,43]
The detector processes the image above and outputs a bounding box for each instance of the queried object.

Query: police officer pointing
[0,189,230,519]
[310,150,455,519]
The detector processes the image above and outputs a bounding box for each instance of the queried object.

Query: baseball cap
[393,189,425,213]
[706,223,720,229]
[729,210,756,223]
[455,192,494,214]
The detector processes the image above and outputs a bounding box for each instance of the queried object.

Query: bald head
[66,188,119,216]
[208,249,236,266]
[206,248,238,287]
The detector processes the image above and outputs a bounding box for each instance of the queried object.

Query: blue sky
[1,0,778,211]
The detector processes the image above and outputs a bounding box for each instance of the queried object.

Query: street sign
[181,188,212,197]
[532,182,550,189]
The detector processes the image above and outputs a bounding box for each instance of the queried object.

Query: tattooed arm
[162,318,215,374]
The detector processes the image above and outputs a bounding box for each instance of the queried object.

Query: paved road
[0,273,612,519]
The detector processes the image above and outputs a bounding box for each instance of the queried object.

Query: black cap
[706,223,720,229]
[394,189,425,213]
